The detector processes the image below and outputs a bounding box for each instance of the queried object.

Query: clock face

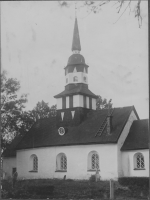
[58,127,65,136]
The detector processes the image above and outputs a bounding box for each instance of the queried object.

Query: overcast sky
[1,1,148,119]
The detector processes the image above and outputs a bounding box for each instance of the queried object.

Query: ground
[1,178,149,199]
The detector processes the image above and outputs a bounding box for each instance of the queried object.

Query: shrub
[118,177,149,189]
[89,175,96,182]
[27,185,54,195]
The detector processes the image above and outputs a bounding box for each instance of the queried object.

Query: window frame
[56,153,67,172]
[29,154,38,172]
[134,152,145,170]
[87,151,100,171]
[73,76,78,82]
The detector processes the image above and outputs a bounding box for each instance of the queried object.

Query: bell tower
[54,17,97,128]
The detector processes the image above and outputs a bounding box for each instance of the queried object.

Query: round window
[58,127,65,136]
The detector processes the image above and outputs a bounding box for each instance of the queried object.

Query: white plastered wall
[86,97,89,109]
[73,95,83,108]
[66,96,69,108]
[2,157,16,179]
[57,98,62,109]
[117,110,138,177]
[92,98,96,110]
[65,72,88,85]
[73,95,79,107]
[16,144,118,180]
[121,149,149,177]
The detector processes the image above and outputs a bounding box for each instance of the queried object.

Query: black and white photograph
[1,1,149,199]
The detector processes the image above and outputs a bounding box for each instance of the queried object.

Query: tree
[1,70,33,149]
[58,0,143,28]
[96,95,112,110]
[1,71,56,151]
[30,100,57,121]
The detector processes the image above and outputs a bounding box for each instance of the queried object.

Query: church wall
[2,157,16,179]
[66,96,69,108]
[65,72,88,85]
[57,98,62,109]
[73,95,80,107]
[92,98,96,110]
[79,95,83,107]
[117,110,138,177]
[16,144,118,180]
[121,149,149,177]
[86,97,89,109]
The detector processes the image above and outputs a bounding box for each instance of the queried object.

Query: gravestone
[95,169,100,182]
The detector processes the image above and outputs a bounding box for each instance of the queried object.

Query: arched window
[30,154,38,172]
[88,151,99,171]
[56,153,67,171]
[134,153,145,169]
[73,76,78,82]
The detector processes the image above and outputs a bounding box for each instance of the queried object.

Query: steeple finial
[75,2,77,18]
[72,6,81,53]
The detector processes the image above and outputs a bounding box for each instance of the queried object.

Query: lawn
[1,178,149,199]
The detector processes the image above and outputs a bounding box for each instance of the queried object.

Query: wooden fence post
[110,179,114,200]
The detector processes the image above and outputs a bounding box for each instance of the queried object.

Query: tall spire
[72,17,81,53]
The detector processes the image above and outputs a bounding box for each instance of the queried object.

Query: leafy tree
[1,72,57,152]
[30,100,57,121]
[1,70,33,149]
[96,95,112,110]
[58,0,143,28]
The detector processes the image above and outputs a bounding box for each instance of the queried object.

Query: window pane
[136,154,144,169]
[33,156,38,171]
[91,153,99,170]
[73,76,78,82]
[61,155,67,170]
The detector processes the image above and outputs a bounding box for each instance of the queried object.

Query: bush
[89,175,96,182]
[118,177,149,189]
[27,185,54,195]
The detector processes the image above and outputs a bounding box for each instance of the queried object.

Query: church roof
[67,54,86,66]
[121,119,149,151]
[54,85,97,98]
[72,18,81,52]
[11,106,140,151]
[2,131,26,157]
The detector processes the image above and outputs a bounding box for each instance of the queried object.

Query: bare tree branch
[114,0,131,24]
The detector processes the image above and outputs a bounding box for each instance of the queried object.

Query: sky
[1,1,148,119]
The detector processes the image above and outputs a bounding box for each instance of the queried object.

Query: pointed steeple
[72,18,81,53]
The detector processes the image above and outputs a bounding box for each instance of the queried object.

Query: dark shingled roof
[72,18,81,52]
[54,86,97,98]
[67,54,85,65]
[14,106,139,151]
[121,119,149,151]
[2,132,26,157]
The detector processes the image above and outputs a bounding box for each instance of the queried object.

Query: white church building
[2,17,149,181]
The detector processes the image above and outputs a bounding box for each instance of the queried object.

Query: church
[2,17,149,180]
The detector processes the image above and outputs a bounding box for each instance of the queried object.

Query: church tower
[54,17,97,128]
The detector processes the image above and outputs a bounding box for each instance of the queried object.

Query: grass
[1,178,149,199]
